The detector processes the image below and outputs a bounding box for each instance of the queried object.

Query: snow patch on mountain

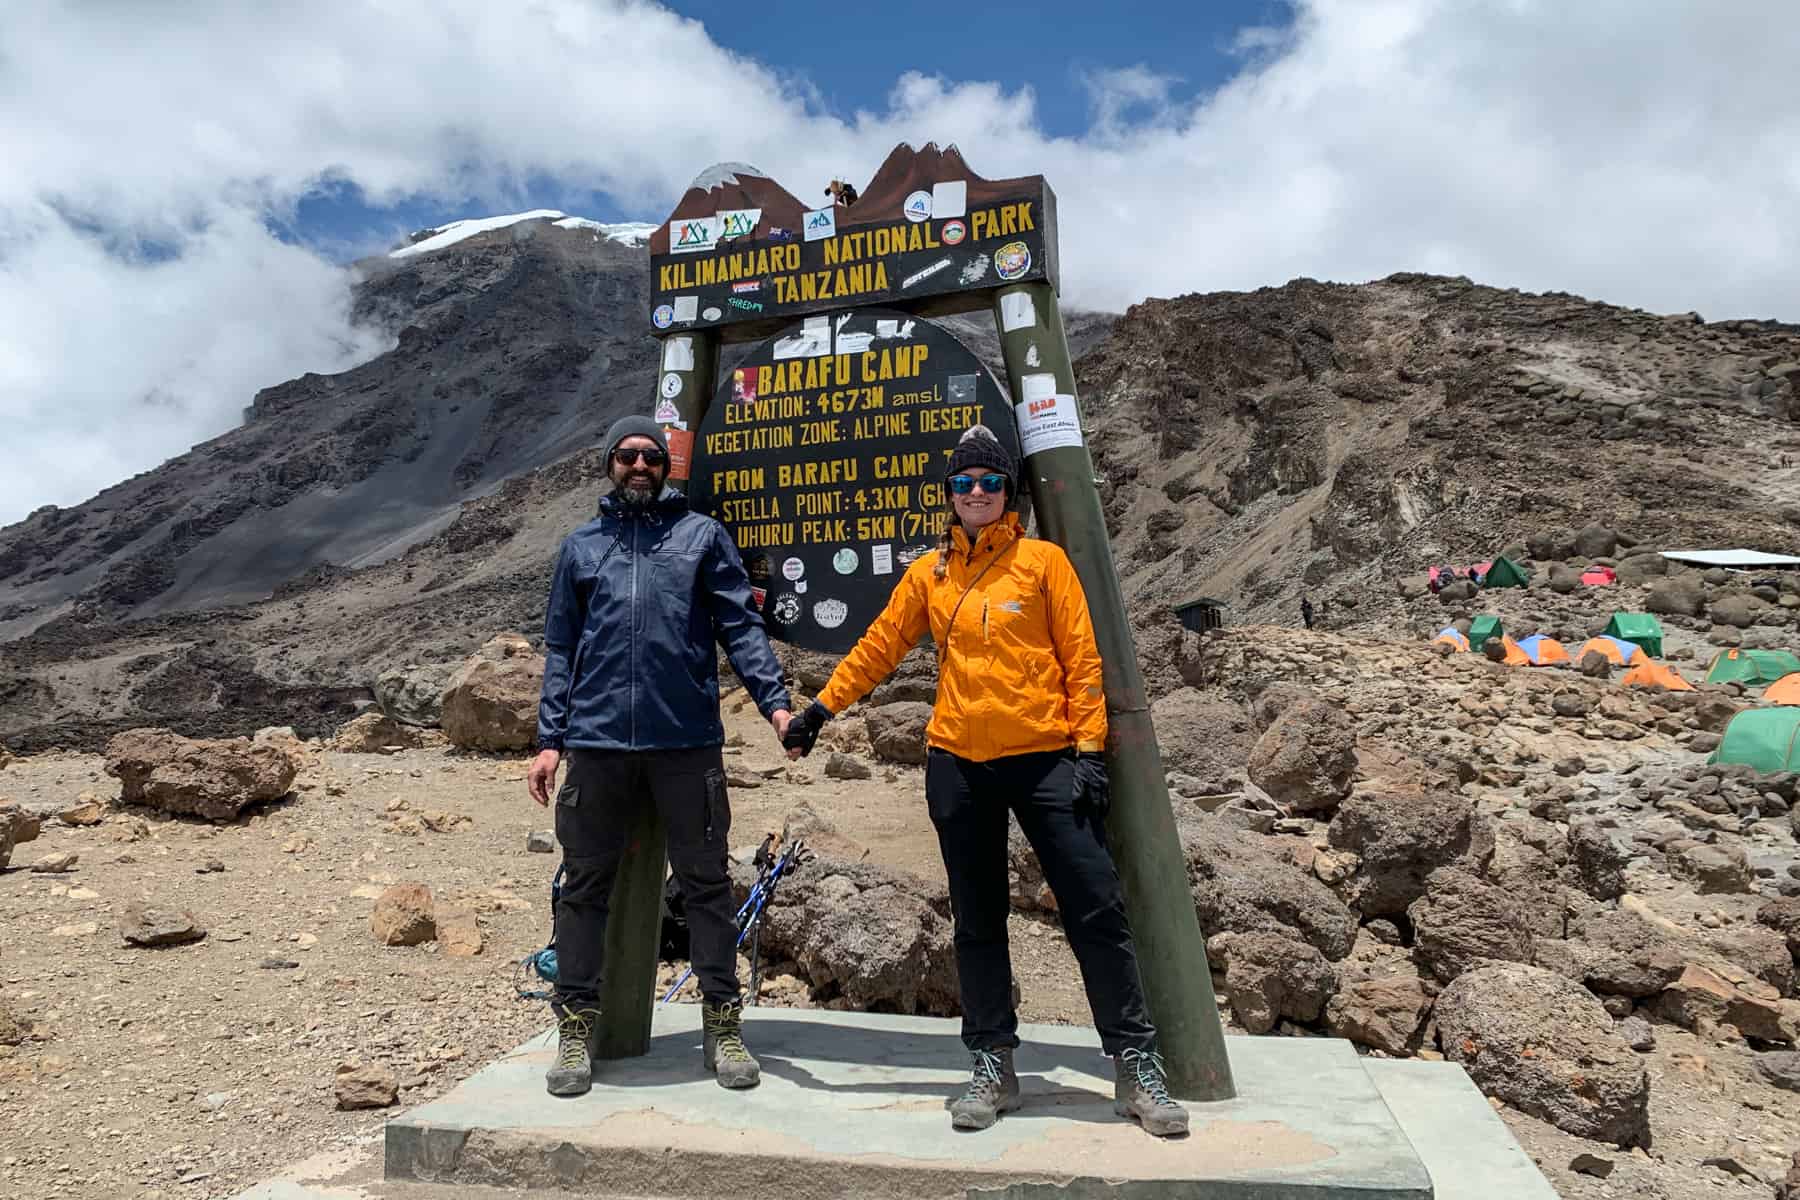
[390,211,654,258]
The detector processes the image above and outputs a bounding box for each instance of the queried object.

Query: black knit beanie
[944,424,1018,485]
[602,414,669,461]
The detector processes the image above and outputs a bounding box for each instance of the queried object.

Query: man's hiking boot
[1114,1047,1189,1136]
[949,1047,1021,1130]
[545,1005,600,1097]
[702,998,761,1089]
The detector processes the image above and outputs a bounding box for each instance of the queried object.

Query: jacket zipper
[629,515,640,749]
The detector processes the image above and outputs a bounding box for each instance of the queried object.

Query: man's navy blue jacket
[536,487,791,751]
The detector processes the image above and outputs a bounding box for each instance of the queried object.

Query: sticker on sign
[813,599,849,629]
[1015,372,1084,455]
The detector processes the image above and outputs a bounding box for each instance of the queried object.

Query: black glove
[1072,751,1110,821]
[782,701,832,757]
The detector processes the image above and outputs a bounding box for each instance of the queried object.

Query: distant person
[528,415,794,1098]
[825,178,858,207]
[1301,596,1315,630]
[781,425,1188,1139]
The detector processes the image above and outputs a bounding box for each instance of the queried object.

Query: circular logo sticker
[903,190,932,222]
[781,556,805,581]
[659,372,683,399]
[771,593,802,625]
[813,598,848,629]
[652,303,675,329]
[994,241,1031,281]
[832,548,859,575]
[941,219,966,245]
[702,306,722,321]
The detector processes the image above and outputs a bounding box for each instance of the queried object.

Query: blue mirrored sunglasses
[948,473,1007,495]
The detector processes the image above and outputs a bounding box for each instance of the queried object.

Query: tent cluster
[1429,554,1616,594]
[1433,611,1699,693]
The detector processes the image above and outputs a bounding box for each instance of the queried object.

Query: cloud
[4,0,1798,521]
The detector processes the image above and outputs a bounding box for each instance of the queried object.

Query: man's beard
[612,471,663,505]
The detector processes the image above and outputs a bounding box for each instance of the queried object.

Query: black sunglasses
[612,447,667,467]
[948,473,1007,495]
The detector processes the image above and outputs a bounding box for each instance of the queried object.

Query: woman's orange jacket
[816,513,1107,761]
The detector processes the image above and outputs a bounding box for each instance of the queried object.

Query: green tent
[1467,615,1504,650]
[1604,612,1665,658]
[1710,708,1800,771]
[1704,648,1800,686]
[1483,556,1530,589]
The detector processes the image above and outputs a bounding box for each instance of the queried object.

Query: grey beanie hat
[602,414,669,460]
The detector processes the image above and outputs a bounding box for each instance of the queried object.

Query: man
[1300,596,1314,630]
[528,415,793,1097]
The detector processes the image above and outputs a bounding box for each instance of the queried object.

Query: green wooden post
[592,329,721,1059]
[990,281,1235,1100]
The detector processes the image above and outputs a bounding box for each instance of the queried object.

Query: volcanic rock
[104,728,297,822]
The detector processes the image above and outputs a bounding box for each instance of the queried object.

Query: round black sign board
[688,307,1019,654]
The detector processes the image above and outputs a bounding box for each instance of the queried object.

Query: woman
[782,426,1188,1137]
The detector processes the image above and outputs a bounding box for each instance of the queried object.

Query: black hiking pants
[926,747,1157,1056]
[552,746,739,1009]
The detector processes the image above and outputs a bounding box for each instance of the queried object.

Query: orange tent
[1514,634,1572,666]
[1621,661,1695,692]
[1432,626,1470,652]
[1496,636,1531,666]
[1573,636,1644,666]
[1766,673,1800,705]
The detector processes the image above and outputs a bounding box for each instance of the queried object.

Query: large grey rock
[374,662,457,727]
[1758,896,1800,961]
[1325,972,1433,1055]
[746,853,959,1015]
[1646,575,1706,617]
[104,728,298,821]
[1704,925,1797,997]
[1710,594,1765,630]
[1326,787,1495,918]
[332,711,421,753]
[864,702,933,765]
[1245,693,1357,815]
[1573,525,1619,559]
[1527,529,1576,561]
[1668,841,1754,894]
[1754,1051,1800,1093]
[1436,963,1650,1147]
[1212,932,1335,1035]
[1567,821,1630,901]
[440,634,543,751]
[1614,552,1667,586]
[1562,908,1687,998]
[1180,817,1357,961]
[120,903,207,947]
[1408,867,1535,983]
[1149,689,1256,791]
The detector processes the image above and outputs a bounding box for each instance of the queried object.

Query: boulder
[1547,564,1582,594]
[1710,594,1764,630]
[375,662,458,727]
[1213,932,1335,1035]
[1754,1051,1800,1093]
[1436,963,1650,1147]
[747,853,959,1015]
[1758,896,1800,962]
[1573,525,1619,559]
[1325,973,1433,1055]
[1566,821,1631,902]
[1180,817,1357,961]
[1668,841,1754,894]
[334,1063,399,1110]
[1646,575,1706,618]
[1527,529,1577,561]
[1655,962,1794,1041]
[1564,909,1687,998]
[1438,579,1477,603]
[1615,552,1667,587]
[823,752,873,781]
[437,906,483,957]
[1149,690,1256,790]
[332,712,422,753]
[370,882,436,947]
[864,702,932,765]
[440,634,544,751]
[1326,788,1495,918]
[0,803,43,869]
[120,903,207,947]
[104,728,298,822]
[1705,925,1796,997]
[1408,867,1535,983]
[1245,693,1357,815]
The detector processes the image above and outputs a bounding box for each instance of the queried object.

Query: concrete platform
[234,1008,1558,1200]
[393,1006,1432,1198]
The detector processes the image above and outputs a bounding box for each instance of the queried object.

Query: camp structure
[1431,626,1470,652]
[1482,556,1530,589]
[1603,612,1664,658]
[1512,634,1571,666]
[1579,565,1617,586]
[1704,648,1800,687]
[1766,673,1800,705]
[1572,635,1643,666]
[1621,661,1694,692]
[1710,708,1800,771]
[1467,614,1504,651]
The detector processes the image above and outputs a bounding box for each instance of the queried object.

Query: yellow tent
[1621,661,1695,692]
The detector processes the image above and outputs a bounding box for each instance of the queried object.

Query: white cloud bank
[3,0,1797,523]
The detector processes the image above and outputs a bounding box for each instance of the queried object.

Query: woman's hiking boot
[1114,1047,1189,1136]
[949,1047,1021,1130]
[545,1005,601,1096]
[702,998,761,1089]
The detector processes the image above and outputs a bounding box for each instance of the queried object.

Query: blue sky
[285,0,1285,261]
